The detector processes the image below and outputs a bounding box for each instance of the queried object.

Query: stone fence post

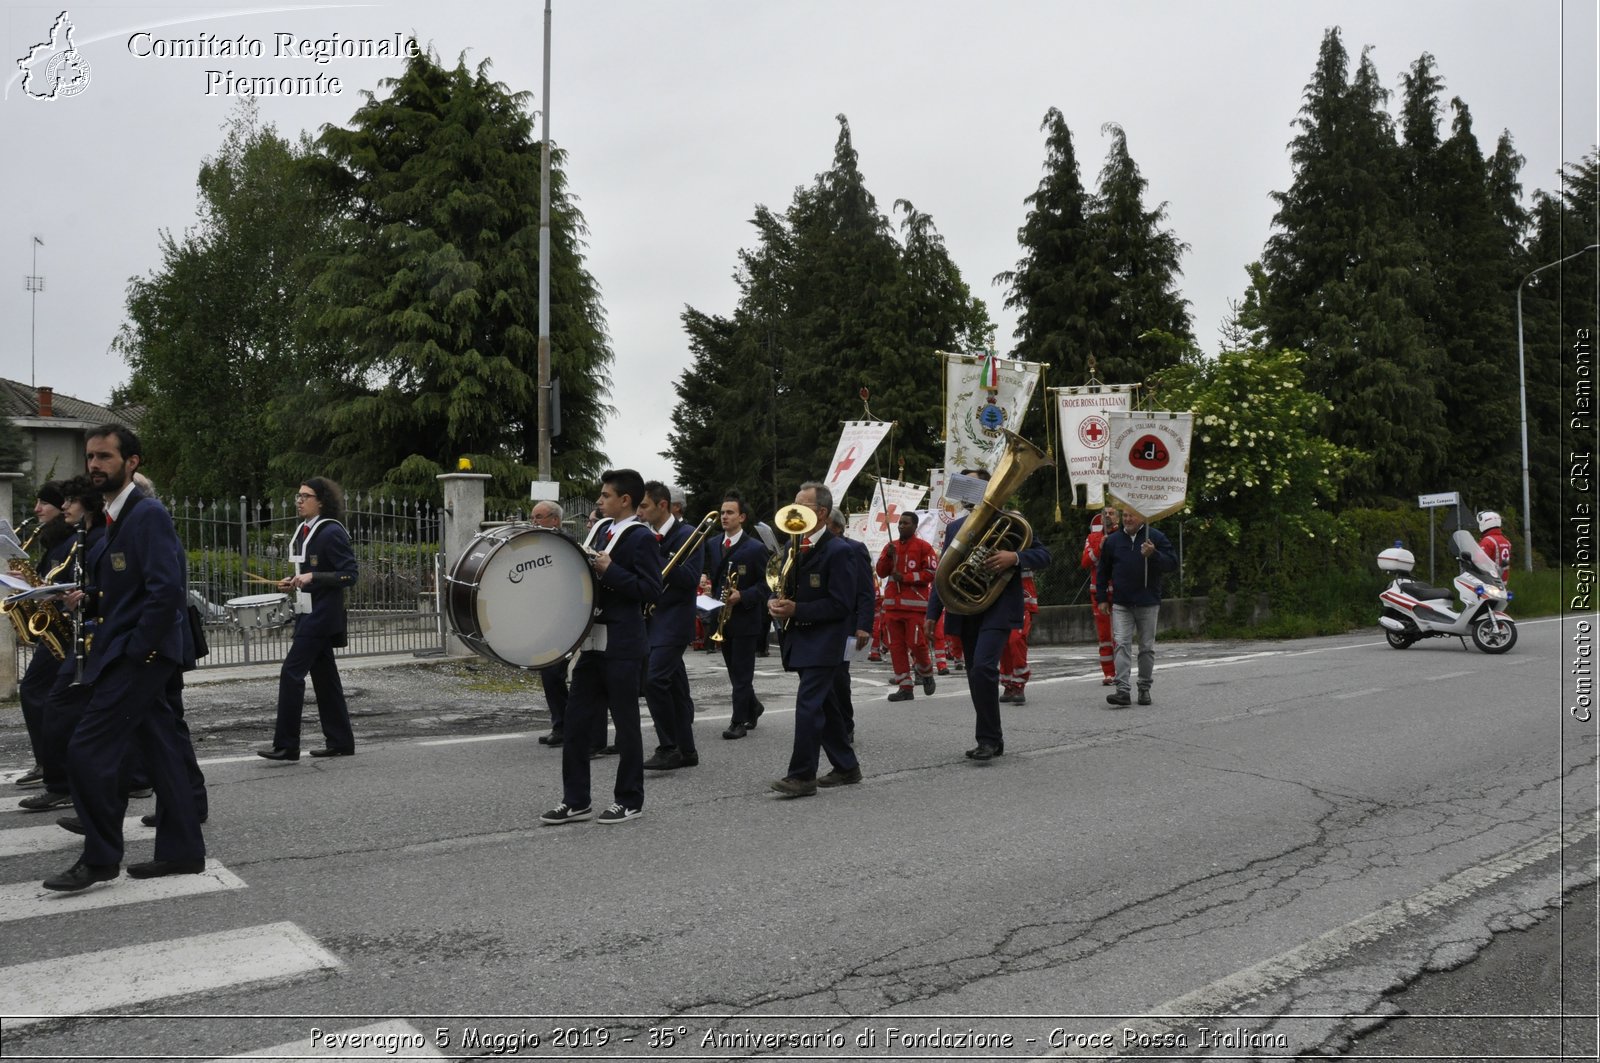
[436,472,491,657]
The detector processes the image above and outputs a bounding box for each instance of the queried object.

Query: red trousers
[1000,611,1034,691]
[883,611,933,689]
[1092,597,1115,678]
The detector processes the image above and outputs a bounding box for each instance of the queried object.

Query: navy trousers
[18,642,56,765]
[784,665,859,781]
[273,632,354,752]
[720,635,761,726]
[66,657,205,865]
[644,642,696,756]
[965,627,1012,748]
[562,651,645,811]
[539,660,569,731]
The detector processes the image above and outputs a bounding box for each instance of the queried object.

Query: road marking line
[1427,670,1476,681]
[419,733,530,746]
[0,816,154,858]
[0,859,246,924]
[0,921,338,1030]
[1045,818,1599,1060]
[209,1020,444,1060]
[1333,688,1384,700]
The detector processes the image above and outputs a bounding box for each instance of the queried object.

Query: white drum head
[226,593,289,608]
[453,528,595,668]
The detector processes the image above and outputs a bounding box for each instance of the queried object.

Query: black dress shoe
[722,723,747,740]
[256,748,300,761]
[965,743,1002,761]
[127,857,206,878]
[57,815,85,835]
[642,749,682,770]
[308,747,354,758]
[43,860,119,891]
[538,729,565,746]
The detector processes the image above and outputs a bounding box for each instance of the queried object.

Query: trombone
[649,510,720,618]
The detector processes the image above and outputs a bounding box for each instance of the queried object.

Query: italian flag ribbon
[979,350,1000,390]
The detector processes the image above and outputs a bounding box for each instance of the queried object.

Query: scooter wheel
[1384,628,1414,650]
[1471,615,1517,654]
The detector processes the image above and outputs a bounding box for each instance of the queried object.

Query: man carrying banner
[1095,509,1178,707]
[876,511,938,701]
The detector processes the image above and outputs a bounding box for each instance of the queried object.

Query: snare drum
[224,592,293,630]
[445,526,596,669]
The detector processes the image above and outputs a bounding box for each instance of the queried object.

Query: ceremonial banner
[823,420,893,499]
[923,468,956,546]
[1105,411,1194,522]
[860,478,929,560]
[1054,384,1137,507]
[942,352,1043,478]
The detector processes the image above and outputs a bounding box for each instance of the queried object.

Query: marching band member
[707,493,769,740]
[875,510,938,702]
[15,482,78,812]
[640,480,702,771]
[258,478,359,761]
[768,483,861,797]
[43,425,205,890]
[925,470,1053,762]
[542,469,660,825]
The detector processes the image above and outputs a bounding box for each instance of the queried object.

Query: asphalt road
[0,618,1593,1061]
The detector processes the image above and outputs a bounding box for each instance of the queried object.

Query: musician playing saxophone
[924,469,1053,762]
[14,482,74,811]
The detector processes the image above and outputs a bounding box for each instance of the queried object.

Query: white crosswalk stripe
[0,922,341,1030]
[0,858,245,922]
[0,815,154,858]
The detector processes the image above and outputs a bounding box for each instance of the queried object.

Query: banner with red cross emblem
[822,420,893,499]
[1106,411,1193,521]
[859,478,929,559]
[1053,384,1136,507]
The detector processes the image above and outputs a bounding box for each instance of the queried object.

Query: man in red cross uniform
[999,569,1039,703]
[875,511,938,701]
[1083,505,1118,685]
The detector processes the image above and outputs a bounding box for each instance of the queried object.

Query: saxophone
[1,518,46,649]
[25,537,80,660]
[933,430,1053,616]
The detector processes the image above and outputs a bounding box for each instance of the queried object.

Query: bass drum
[445,526,596,669]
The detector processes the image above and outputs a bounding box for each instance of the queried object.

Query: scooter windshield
[1451,529,1501,584]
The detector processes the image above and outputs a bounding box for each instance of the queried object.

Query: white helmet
[1477,510,1502,533]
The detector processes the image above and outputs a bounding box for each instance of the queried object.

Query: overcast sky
[2,0,1594,489]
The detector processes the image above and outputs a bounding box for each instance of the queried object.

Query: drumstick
[243,576,283,585]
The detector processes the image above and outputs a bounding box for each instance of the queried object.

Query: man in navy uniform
[43,425,206,890]
[541,469,661,825]
[925,469,1053,762]
[707,492,769,740]
[768,482,862,797]
[825,509,875,743]
[639,480,702,770]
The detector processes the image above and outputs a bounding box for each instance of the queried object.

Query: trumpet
[708,562,736,644]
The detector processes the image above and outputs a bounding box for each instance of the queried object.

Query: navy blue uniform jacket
[647,517,702,649]
[708,533,769,639]
[926,514,1053,633]
[777,531,854,670]
[592,523,662,658]
[83,493,187,684]
[294,519,359,644]
[844,537,874,634]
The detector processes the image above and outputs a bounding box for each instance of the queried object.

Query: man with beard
[42,425,206,890]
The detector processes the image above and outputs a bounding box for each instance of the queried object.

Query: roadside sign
[1417,491,1460,508]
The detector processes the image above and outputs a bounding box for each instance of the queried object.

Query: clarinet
[70,515,88,685]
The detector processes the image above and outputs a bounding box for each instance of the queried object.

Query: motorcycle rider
[1477,511,1512,582]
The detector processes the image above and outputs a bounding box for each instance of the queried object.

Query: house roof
[0,378,139,427]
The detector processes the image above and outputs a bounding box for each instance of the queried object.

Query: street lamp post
[25,236,44,390]
[1515,242,1599,573]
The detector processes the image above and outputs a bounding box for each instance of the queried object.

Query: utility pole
[26,236,44,390]
[536,0,553,481]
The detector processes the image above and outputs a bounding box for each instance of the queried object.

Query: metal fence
[173,492,445,666]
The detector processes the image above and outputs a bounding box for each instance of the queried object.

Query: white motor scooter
[1377,531,1516,653]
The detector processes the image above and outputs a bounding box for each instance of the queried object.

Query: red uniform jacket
[876,535,939,613]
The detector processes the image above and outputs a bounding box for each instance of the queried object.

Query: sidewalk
[183,649,457,686]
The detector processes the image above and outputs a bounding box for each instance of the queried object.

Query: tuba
[934,430,1053,616]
